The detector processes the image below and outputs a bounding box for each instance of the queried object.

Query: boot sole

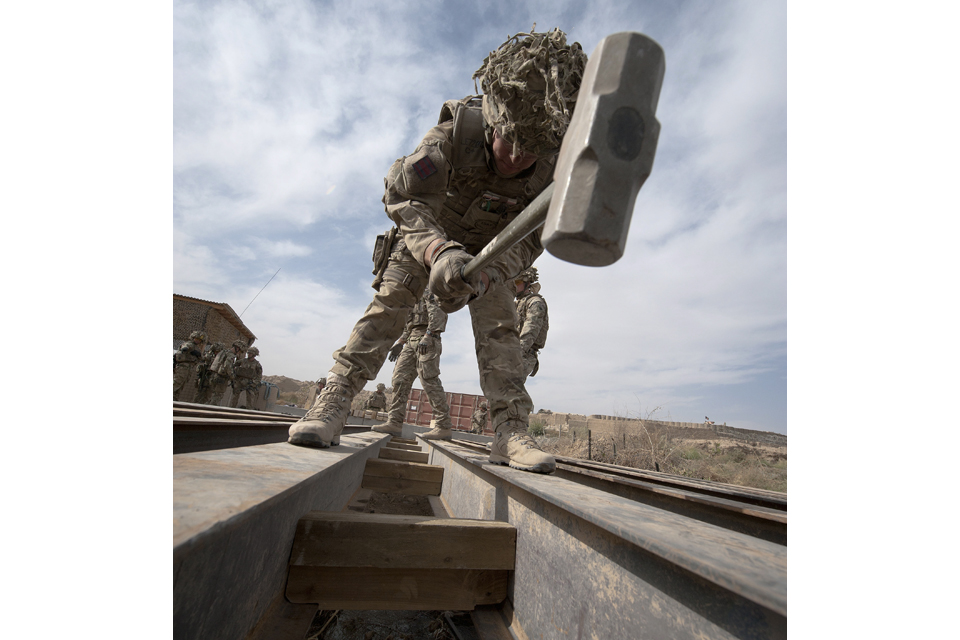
[288,432,341,448]
[488,455,555,474]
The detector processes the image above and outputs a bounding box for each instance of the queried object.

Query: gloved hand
[417,334,435,355]
[388,341,404,362]
[428,247,486,313]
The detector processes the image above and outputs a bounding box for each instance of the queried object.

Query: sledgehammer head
[542,32,665,266]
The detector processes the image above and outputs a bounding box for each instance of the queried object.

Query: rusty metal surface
[173,402,371,454]
[425,440,786,639]
[173,432,388,640]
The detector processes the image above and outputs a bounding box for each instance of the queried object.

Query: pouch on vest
[371,226,399,291]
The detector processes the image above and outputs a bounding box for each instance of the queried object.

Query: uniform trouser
[330,246,532,431]
[230,381,257,408]
[173,363,194,401]
[386,327,451,427]
[196,373,229,405]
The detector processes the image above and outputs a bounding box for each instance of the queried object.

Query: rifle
[196,361,209,392]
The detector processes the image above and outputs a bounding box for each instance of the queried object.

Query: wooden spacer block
[379,447,429,464]
[361,457,443,495]
[289,511,516,569]
[385,442,422,451]
[286,566,508,610]
[285,512,516,610]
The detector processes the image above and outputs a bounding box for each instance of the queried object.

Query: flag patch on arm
[412,157,438,180]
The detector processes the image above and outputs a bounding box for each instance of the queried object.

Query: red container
[404,389,490,433]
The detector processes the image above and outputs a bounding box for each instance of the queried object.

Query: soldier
[471,401,489,434]
[173,330,206,401]
[199,340,245,406]
[195,342,224,403]
[287,29,587,474]
[231,346,263,409]
[366,383,388,413]
[373,290,452,439]
[514,267,549,382]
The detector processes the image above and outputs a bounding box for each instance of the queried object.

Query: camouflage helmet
[189,330,207,342]
[473,28,587,156]
[246,346,259,356]
[480,400,488,409]
[515,267,539,284]
[210,342,224,352]
[376,383,386,391]
[232,340,247,350]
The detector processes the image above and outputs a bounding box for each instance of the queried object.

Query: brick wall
[173,297,252,350]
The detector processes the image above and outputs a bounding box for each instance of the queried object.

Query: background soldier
[287,29,587,475]
[230,346,263,409]
[515,267,549,382]
[471,400,488,434]
[195,342,224,400]
[366,383,388,413]
[373,290,452,439]
[174,330,206,401]
[198,341,244,406]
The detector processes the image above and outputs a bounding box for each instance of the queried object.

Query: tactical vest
[434,96,555,255]
[518,294,549,350]
[408,296,430,327]
[212,350,234,376]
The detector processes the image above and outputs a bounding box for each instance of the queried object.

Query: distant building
[173,294,256,351]
[173,294,261,406]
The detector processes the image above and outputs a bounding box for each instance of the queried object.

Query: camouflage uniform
[197,342,242,406]
[383,291,451,428]
[366,383,388,412]
[289,29,586,474]
[194,342,224,404]
[471,402,488,434]
[230,347,263,408]
[515,269,548,381]
[173,331,206,401]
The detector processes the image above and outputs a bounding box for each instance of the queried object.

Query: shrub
[528,421,545,437]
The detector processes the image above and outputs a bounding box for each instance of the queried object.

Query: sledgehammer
[462,31,665,279]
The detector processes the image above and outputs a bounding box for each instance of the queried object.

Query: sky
[173,0,789,434]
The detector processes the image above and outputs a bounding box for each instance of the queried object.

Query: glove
[428,246,485,313]
[388,342,404,362]
[417,334,435,355]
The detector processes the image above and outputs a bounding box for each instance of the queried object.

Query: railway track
[445,435,786,545]
[174,408,787,639]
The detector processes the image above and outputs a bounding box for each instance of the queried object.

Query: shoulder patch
[412,156,438,180]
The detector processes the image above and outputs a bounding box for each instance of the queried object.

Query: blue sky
[173,0,788,433]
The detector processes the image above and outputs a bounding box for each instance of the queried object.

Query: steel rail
[419,436,787,639]
[444,435,787,521]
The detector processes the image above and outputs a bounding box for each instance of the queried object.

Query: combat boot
[372,419,403,436]
[420,419,452,441]
[489,420,555,473]
[288,374,356,448]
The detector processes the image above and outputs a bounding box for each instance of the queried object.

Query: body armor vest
[408,296,430,328]
[435,96,555,255]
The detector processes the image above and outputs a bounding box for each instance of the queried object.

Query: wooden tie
[285,436,516,611]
